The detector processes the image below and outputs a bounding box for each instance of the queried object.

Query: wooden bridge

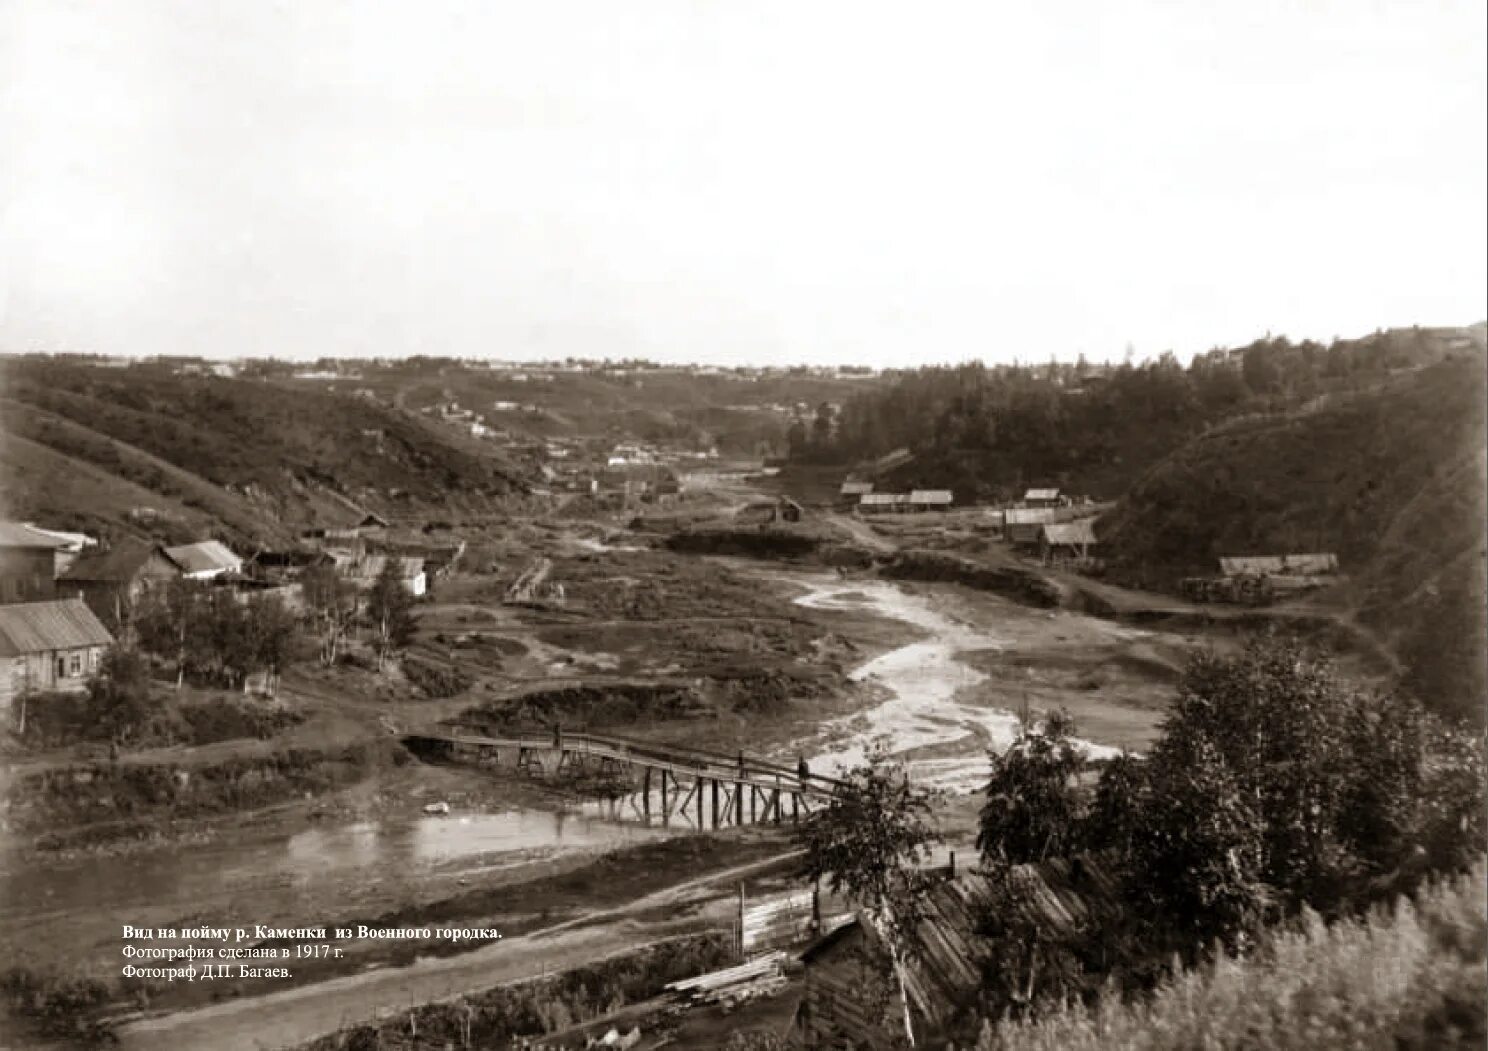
[403,726,843,827]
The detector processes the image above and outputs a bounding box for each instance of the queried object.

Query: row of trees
[135,581,297,693]
[133,559,418,691]
[799,637,1486,1043]
[302,561,416,670]
[788,329,1467,496]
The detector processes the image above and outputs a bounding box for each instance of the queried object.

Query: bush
[402,657,471,699]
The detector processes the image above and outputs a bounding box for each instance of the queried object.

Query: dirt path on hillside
[819,511,898,553]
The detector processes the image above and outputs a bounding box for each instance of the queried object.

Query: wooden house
[57,539,184,629]
[797,856,1120,1049]
[0,598,114,710]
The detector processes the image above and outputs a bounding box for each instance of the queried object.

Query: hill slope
[0,359,531,545]
[1100,356,1487,722]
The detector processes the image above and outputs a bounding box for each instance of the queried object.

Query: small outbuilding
[1038,519,1100,565]
[1022,487,1064,509]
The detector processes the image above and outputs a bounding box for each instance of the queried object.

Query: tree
[1095,636,1487,949]
[366,559,416,670]
[794,744,944,1046]
[977,709,1087,866]
[786,418,809,459]
[303,563,356,665]
[134,578,205,688]
[87,646,154,745]
[812,401,836,447]
[243,595,297,695]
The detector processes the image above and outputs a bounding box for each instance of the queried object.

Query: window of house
[55,657,66,679]
[70,654,82,676]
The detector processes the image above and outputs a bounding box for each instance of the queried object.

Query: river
[3,565,1113,1047]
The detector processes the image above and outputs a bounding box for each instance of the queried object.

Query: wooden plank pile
[664,951,790,1009]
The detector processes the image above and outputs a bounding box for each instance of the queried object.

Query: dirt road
[114,852,798,1051]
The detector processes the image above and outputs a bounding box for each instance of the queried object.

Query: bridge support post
[711,779,720,829]
[642,767,652,817]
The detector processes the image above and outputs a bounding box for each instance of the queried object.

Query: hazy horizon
[2,1,1484,367]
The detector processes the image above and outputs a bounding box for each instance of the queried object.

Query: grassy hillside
[0,359,530,544]
[974,862,1486,1051]
[1100,356,1487,722]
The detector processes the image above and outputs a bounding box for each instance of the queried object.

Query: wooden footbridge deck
[404,725,843,827]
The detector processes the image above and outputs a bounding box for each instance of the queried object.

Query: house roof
[1004,507,1057,525]
[861,856,1121,1027]
[860,493,908,506]
[0,599,114,657]
[840,481,874,495]
[60,539,182,583]
[1023,488,1061,501]
[164,540,242,576]
[1040,520,1098,546]
[0,522,74,550]
[909,490,954,504]
[1219,553,1338,577]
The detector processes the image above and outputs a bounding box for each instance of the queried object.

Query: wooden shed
[1038,519,1099,565]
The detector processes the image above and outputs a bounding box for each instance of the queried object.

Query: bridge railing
[434,723,844,795]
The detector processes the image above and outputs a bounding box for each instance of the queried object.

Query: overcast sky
[1,1,1484,366]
